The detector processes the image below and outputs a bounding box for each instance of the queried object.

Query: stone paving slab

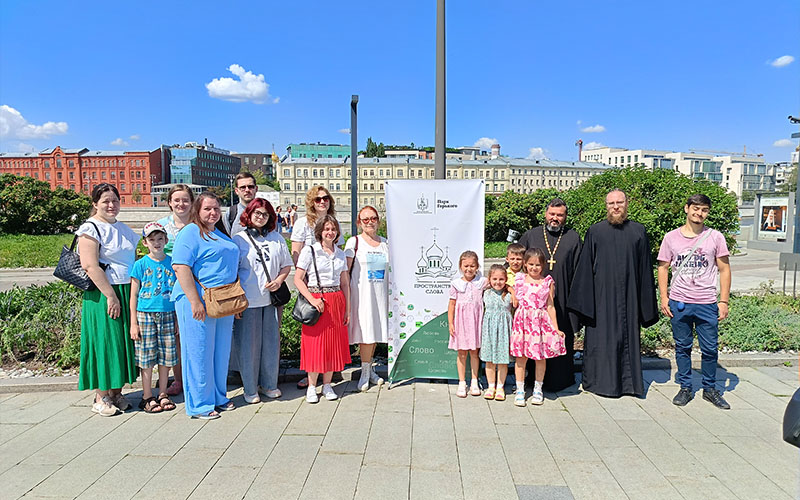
[1,365,797,499]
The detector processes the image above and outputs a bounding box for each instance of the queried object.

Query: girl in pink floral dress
[448,250,488,398]
[511,248,565,407]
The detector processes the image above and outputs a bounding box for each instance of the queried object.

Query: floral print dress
[510,273,566,360]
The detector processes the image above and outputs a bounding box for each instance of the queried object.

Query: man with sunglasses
[224,172,259,236]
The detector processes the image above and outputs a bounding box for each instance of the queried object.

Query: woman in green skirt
[77,183,140,416]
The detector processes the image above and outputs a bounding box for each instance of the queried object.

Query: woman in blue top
[172,192,240,420]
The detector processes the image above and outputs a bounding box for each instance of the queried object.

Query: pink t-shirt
[657,227,729,304]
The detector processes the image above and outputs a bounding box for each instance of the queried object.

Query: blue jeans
[669,300,719,390]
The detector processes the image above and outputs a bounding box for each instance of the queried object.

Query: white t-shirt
[297,242,347,287]
[234,230,293,308]
[75,218,140,285]
[290,216,345,247]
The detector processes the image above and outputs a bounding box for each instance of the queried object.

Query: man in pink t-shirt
[657,194,732,410]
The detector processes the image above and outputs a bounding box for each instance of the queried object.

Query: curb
[0,355,793,394]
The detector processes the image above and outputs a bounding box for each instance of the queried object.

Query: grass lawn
[485,241,509,258]
[0,234,75,268]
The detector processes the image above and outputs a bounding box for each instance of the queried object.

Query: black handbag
[245,230,291,307]
[53,221,108,291]
[782,387,800,448]
[292,247,323,325]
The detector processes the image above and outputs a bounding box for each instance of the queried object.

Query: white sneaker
[369,368,384,387]
[306,386,319,404]
[263,388,281,399]
[358,368,370,392]
[322,384,338,401]
[244,393,261,404]
[530,389,544,405]
[92,396,119,417]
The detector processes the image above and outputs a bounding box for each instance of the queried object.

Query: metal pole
[351,95,359,236]
[434,0,446,179]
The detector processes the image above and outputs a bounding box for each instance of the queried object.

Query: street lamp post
[229,174,236,208]
[351,95,359,236]
[434,0,446,179]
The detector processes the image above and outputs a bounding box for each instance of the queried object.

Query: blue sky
[1,1,798,163]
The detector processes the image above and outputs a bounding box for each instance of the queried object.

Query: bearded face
[605,191,628,225]
[545,205,567,232]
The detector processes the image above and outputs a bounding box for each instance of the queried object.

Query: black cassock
[518,226,582,392]
[567,220,658,397]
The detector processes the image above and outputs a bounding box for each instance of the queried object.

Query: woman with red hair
[231,199,293,403]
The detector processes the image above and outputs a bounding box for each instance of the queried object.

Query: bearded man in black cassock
[567,189,658,397]
[518,198,582,392]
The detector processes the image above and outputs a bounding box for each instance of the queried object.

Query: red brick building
[0,146,168,207]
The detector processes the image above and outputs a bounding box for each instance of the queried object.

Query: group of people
[76,175,389,419]
[74,178,732,420]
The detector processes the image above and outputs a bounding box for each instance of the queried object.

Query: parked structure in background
[232,152,278,180]
[168,140,240,187]
[285,142,349,160]
[0,145,169,207]
[276,156,609,211]
[580,146,775,202]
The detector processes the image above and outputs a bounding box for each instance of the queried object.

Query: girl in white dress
[345,206,389,391]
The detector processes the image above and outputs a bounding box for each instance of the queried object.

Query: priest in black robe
[567,189,658,397]
[518,198,582,392]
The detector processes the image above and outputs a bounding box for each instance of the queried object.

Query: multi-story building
[286,143,349,160]
[580,146,775,201]
[0,145,166,206]
[232,152,278,180]
[169,141,240,187]
[276,157,608,211]
[383,144,499,161]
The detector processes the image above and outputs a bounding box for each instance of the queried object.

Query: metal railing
[779,253,800,298]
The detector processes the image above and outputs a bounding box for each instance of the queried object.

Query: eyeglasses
[238,184,257,191]
[360,216,379,223]
[314,195,331,203]
[252,210,270,218]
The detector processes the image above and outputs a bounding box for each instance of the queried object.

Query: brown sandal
[139,396,163,413]
[157,393,176,411]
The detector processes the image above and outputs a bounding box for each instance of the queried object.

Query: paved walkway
[1,365,797,499]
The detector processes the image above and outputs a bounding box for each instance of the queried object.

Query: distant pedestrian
[657,194,731,410]
[510,248,565,407]
[448,250,487,399]
[129,222,177,414]
[275,205,285,234]
[77,183,140,417]
[480,264,513,402]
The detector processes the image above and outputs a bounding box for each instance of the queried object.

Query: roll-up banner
[385,180,485,385]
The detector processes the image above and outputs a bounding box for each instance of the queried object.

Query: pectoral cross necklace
[543,225,563,271]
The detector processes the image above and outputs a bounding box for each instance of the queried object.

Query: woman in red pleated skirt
[294,214,351,403]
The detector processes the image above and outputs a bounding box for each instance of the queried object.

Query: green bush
[280,294,302,359]
[485,167,740,262]
[0,174,91,235]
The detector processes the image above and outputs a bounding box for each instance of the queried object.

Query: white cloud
[584,141,606,150]
[111,138,129,147]
[769,55,795,68]
[773,138,794,147]
[205,64,276,104]
[0,105,68,139]
[580,124,606,133]
[527,147,549,160]
[338,128,350,134]
[473,137,498,150]
[16,142,35,152]
[129,134,140,141]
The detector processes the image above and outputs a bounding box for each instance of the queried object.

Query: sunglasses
[314,195,331,203]
[238,184,257,191]
[360,216,379,223]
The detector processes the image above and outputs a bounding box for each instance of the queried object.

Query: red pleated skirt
[300,290,351,373]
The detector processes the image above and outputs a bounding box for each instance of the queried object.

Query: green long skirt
[78,284,138,391]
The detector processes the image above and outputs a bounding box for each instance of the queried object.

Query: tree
[0,174,91,234]
[206,185,231,206]
[778,163,798,193]
[365,137,379,157]
[485,167,740,262]
[131,188,142,204]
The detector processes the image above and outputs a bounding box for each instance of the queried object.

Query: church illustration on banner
[415,228,455,279]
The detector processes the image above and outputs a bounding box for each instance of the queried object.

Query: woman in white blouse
[294,215,351,403]
[232,199,293,403]
[77,183,140,416]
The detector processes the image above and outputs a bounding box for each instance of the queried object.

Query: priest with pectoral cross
[517,198,582,392]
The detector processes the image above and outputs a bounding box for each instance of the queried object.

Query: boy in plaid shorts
[130,222,178,413]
